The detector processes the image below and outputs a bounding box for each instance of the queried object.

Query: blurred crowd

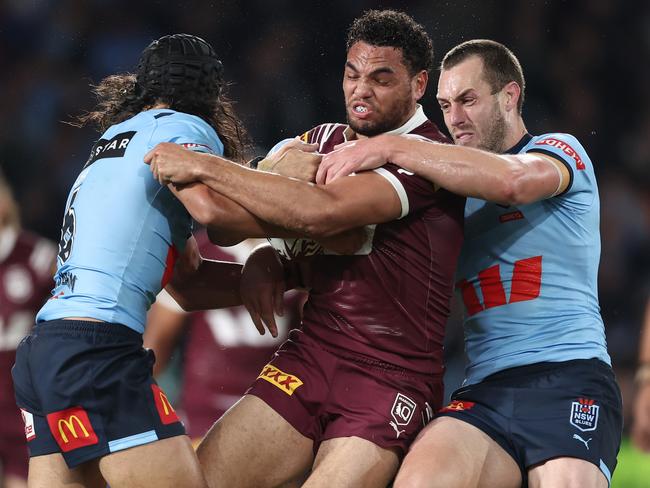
[1,0,648,424]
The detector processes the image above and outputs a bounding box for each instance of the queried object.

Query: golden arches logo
[57,415,89,443]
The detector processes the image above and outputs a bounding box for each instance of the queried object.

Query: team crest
[569,398,599,432]
[389,393,416,439]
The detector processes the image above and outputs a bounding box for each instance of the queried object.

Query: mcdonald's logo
[46,406,98,452]
[151,384,180,425]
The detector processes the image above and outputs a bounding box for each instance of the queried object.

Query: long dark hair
[75,74,250,162]
[74,34,250,162]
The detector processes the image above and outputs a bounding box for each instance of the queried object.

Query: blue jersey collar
[505,133,532,154]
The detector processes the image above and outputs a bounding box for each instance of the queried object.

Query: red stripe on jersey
[478,265,507,309]
[456,279,484,316]
[509,256,542,303]
[160,244,179,288]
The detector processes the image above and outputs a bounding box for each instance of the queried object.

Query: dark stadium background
[1,0,648,484]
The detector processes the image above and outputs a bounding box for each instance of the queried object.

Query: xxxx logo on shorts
[258,364,303,396]
[569,397,599,432]
[151,384,180,425]
[46,406,98,452]
[439,400,476,413]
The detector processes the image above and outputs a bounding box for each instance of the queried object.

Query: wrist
[193,156,210,180]
[635,363,650,385]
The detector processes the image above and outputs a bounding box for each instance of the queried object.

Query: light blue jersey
[37,109,223,333]
[457,133,610,384]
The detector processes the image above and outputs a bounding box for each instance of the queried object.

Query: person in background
[0,172,56,488]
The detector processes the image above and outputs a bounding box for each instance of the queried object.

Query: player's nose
[448,102,467,126]
[352,78,373,98]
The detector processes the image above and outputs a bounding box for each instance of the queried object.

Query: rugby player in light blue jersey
[318,40,622,488]
[11,34,275,488]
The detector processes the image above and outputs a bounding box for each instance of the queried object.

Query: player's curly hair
[75,35,250,162]
[346,10,434,76]
[442,40,526,114]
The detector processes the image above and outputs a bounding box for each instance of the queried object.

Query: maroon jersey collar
[343,104,428,140]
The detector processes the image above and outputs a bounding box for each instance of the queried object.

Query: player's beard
[478,102,508,153]
[346,91,413,137]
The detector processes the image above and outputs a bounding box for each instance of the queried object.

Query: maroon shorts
[247,330,443,455]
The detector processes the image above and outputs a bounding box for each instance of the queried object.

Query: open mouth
[351,102,372,118]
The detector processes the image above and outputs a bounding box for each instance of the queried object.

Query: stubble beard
[346,92,413,137]
[478,103,508,153]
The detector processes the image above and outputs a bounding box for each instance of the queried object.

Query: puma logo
[573,434,592,450]
[389,421,406,439]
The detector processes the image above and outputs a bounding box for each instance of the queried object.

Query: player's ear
[412,70,428,101]
[502,81,521,113]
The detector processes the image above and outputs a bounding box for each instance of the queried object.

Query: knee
[394,466,451,488]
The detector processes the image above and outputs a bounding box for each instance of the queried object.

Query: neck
[501,116,527,153]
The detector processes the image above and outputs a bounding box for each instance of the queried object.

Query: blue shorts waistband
[34,319,142,340]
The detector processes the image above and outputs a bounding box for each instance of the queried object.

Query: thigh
[303,436,399,488]
[99,436,205,488]
[528,457,608,488]
[394,417,521,488]
[27,454,104,488]
[197,394,313,488]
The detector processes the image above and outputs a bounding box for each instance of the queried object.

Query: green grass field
[612,438,650,487]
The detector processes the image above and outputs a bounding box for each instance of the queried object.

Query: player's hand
[144,142,202,185]
[632,382,650,452]
[259,139,321,182]
[240,244,286,338]
[318,227,367,255]
[316,135,392,184]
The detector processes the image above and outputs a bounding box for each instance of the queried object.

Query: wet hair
[346,9,434,76]
[76,34,249,162]
[442,39,526,114]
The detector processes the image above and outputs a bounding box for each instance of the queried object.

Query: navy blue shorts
[437,359,622,486]
[12,319,185,468]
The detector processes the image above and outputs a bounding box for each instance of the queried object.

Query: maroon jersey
[176,233,304,437]
[0,229,55,475]
[299,112,464,375]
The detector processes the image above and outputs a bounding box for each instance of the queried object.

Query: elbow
[498,167,530,206]
[188,196,221,227]
[300,207,344,239]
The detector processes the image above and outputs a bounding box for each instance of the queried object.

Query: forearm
[167,259,242,311]
[385,136,554,205]
[193,154,349,238]
[171,182,298,244]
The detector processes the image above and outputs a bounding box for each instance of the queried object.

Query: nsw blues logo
[569,398,599,432]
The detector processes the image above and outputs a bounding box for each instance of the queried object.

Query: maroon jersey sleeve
[373,162,439,218]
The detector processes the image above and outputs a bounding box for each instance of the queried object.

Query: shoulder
[410,120,451,144]
[150,110,223,155]
[302,123,347,145]
[525,132,590,171]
